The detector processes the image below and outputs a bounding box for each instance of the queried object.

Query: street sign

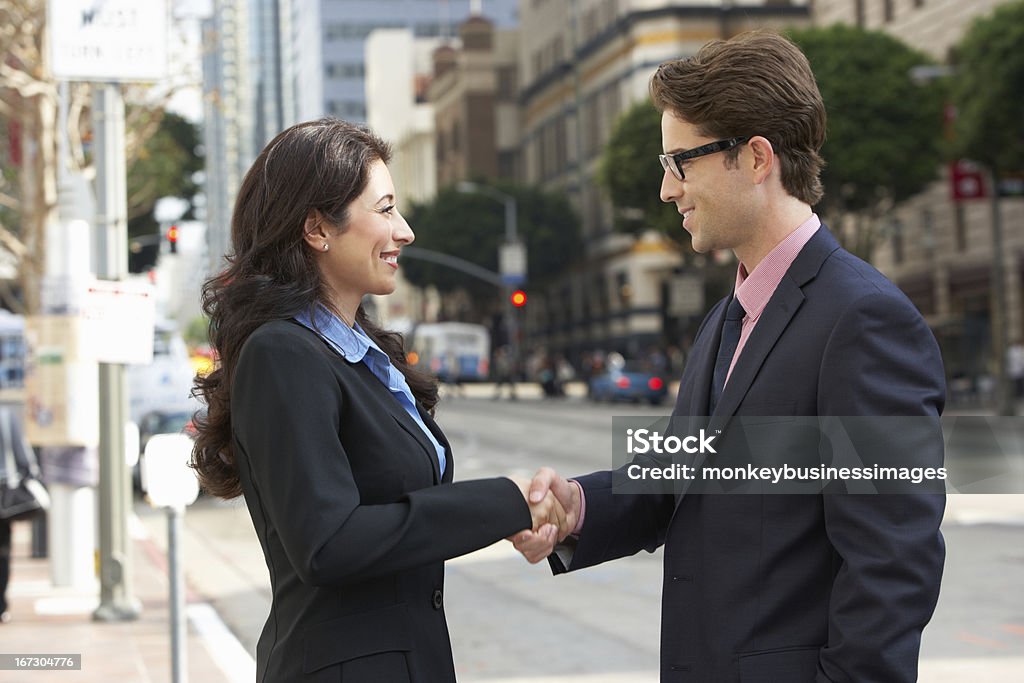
[500,241,527,286]
[49,0,168,82]
[81,279,156,365]
[950,160,987,202]
[668,274,705,317]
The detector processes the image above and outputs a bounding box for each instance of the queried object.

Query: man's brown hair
[650,30,826,205]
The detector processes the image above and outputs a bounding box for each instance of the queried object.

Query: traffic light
[510,290,527,307]
[167,224,179,254]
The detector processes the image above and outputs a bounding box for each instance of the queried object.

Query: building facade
[201,0,253,273]
[287,0,520,125]
[429,16,520,187]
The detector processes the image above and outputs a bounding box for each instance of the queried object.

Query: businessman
[514,31,946,682]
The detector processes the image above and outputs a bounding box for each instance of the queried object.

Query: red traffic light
[510,290,527,307]
[167,225,179,253]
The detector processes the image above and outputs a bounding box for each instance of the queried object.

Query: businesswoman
[191,118,564,682]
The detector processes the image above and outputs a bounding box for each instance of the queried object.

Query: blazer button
[432,589,443,610]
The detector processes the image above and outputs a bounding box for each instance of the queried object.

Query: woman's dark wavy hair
[191,118,439,499]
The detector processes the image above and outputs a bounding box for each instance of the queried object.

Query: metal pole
[168,506,187,683]
[92,83,139,622]
[990,170,1014,416]
[503,197,521,372]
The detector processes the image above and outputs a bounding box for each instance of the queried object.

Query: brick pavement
[0,520,242,683]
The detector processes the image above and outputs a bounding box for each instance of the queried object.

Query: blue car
[588,361,668,405]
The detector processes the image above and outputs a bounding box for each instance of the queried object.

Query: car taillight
[616,377,631,389]
[648,377,664,391]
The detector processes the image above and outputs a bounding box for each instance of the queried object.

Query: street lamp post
[455,182,526,377]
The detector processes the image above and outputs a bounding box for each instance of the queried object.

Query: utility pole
[92,83,139,622]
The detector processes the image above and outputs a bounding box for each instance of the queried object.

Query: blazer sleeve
[816,291,946,683]
[231,326,532,587]
[548,470,676,574]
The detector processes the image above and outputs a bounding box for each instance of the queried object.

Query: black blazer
[556,227,946,682]
[232,320,531,682]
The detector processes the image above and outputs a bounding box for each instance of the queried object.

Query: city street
[135,388,1024,681]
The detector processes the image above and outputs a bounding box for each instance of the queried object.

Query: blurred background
[1,1,1023,681]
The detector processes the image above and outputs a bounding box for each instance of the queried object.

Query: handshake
[507,468,581,564]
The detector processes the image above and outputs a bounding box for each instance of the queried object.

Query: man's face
[659,112,751,255]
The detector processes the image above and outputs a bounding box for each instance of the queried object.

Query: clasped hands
[507,467,580,564]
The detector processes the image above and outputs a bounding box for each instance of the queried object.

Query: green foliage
[184,315,209,347]
[788,24,946,215]
[597,100,681,235]
[127,110,203,239]
[402,182,581,306]
[949,0,1024,174]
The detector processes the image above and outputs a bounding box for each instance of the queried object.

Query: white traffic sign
[49,0,168,82]
[81,279,156,364]
[499,241,527,286]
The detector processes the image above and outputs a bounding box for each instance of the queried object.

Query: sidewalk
[1,519,245,683]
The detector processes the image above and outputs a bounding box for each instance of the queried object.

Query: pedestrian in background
[492,345,517,400]
[0,402,48,624]
[189,118,567,682]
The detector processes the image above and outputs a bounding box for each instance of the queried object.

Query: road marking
[188,602,256,683]
[956,630,1009,649]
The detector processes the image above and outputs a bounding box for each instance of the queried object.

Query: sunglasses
[658,136,750,181]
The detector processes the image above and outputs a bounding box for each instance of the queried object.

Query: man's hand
[507,475,569,537]
[509,467,581,564]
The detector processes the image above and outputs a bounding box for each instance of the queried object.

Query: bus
[407,322,490,382]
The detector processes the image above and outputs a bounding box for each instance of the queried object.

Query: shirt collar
[294,304,387,370]
[734,213,821,321]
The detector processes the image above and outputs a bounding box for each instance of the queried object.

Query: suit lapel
[673,297,727,417]
[417,404,452,483]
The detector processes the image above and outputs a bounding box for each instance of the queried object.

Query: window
[497,66,517,102]
[325,63,365,79]
[327,100,366,119]
[883,0,895,22]
[855,0,865,27]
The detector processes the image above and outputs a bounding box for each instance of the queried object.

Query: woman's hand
[507,475,569,539]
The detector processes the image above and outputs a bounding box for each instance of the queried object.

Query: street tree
[401,182,581,320]
[597,100,682,238]
[949,1,1024,183]
[948,0,1024,415]
[126,111,204,272]
[0,0,188,312]
[788,24,946,260]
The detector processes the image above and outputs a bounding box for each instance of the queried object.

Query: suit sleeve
[549,472,676,574]
[816,291,946,683]
[231,328,532,587]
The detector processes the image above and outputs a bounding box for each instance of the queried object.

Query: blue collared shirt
[294,305,447,477]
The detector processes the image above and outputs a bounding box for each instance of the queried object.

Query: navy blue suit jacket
[556,227,946,682]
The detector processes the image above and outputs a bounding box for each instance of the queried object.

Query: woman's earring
[323,243,329,252]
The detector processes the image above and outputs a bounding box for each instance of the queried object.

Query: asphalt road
[136,388,1024,681]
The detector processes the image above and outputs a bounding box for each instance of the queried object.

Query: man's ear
[302,211,327,250]
[748,136,775,185]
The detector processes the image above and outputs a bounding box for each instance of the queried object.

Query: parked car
[588,361,668,405]
[134,409,199,492]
